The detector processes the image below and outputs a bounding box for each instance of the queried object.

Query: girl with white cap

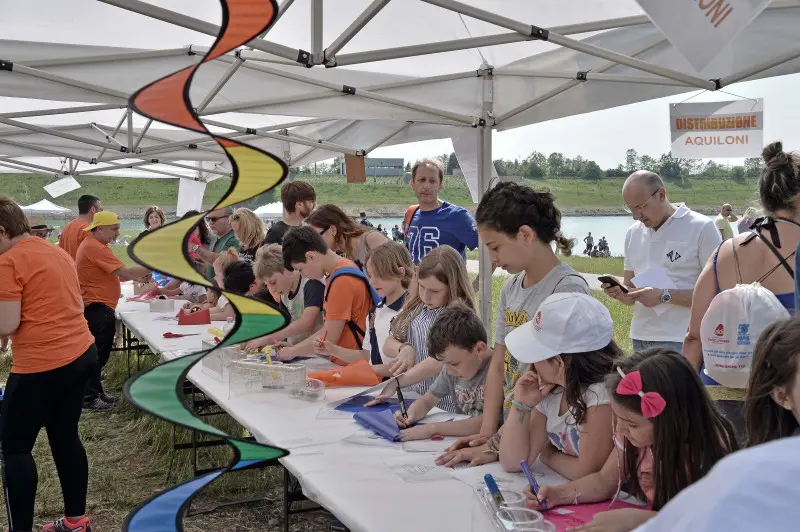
[498,293,621,480]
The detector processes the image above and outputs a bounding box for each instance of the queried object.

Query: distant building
[341,158,404,177]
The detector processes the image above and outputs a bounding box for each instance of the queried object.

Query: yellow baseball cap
[84,211,120,231]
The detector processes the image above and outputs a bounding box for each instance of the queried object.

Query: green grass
[466,250,625,277]
[3,172,759,213]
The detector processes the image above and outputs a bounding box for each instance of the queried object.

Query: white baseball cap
[505,293,613,364]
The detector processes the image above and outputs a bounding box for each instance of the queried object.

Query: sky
[1,0,800,177]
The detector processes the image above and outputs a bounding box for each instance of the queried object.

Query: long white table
[118,309,572,532]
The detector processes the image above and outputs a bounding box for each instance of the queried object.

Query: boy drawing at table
[392,303,492,441]
[279,226,378,364]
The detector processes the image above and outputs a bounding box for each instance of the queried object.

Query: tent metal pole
[293,120,358,164]
[200,62,475,124]
[0,123,92,139]
[0,104,125,119]
[311,0,324,63]
[96,110,128,160]
[0,116,127,151]
[476,67,493,328]
[274,0,296,25]
[196,57,245,113]
[201,69,478,115]
[113,131,251,159]
[97,0,306,64]
[366,122,413,153]
[76,160,154,175]
[333,14,654,67]
[68,158,75,175]
[21,48,189,68]
[496,69,692,87]
[0,156,65,174]
[719,47,800,87]
[161,161,230,176]
[421,0,715,90]
[3,62,129,100]
[202,118,360,154]
[325,0,392,62]
[91,123,125,147]
[133,119,152,151]
[495,36,666,124]
[134,167,194,179]
[127,109,134,152]
[0,136,91,162]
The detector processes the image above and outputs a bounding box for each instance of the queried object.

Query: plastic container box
[149,298,173,312]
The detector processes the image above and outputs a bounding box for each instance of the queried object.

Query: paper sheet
[631,266,678,316]
[384,455,459,483]
[401,438,456,453]
[343,428,401,449]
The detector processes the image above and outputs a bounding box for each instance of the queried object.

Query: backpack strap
[326,266,383,350]
[551,273,590,294]
[402,204,420,237]
[712,241,725,293]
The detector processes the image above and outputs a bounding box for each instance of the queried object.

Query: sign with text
[670,99,763,158]
[637,0,771,70]
[44,175,81,198]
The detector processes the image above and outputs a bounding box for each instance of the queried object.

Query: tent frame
[3,0,800,323]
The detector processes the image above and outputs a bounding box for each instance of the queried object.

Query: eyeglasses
[206,214,229,223]
[624,189,660,214]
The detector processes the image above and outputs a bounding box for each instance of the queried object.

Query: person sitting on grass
[279,225,375,364]
[243,244,324,351]
[389,302,492,441]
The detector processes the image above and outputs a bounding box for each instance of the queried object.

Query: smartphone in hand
[598,275,629,293]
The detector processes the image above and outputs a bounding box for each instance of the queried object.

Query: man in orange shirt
[76,211,150,411]
[278,226,376,364]
[59,194,103,260]
[0,197,98,532]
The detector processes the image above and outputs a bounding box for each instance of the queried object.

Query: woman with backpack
[684,141,800,440]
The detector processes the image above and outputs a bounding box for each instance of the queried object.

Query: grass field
[3,172,759,214]
[466,250,625,277]
[0,273,634,530]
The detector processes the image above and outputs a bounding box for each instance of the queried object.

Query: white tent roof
[20,198,71,213]
[253,201,284,219]
[1,0,800,179]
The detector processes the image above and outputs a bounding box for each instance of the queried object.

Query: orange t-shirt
[59,218,90,260]
[324,259,372,366]
[0,237,94,373]
[76,236,124,310]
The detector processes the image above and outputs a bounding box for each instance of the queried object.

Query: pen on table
[395,376,408,419]
[520,460,547,510]
[484,474,505,508]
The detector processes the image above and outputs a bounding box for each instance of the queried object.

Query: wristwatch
[661,289,672,304]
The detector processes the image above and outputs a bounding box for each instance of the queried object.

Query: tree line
[293,149,765,181]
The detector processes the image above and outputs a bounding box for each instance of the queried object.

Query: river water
[44,214,735,257]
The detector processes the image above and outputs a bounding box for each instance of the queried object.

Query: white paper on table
[401,438,455,453]
[631,266,679,316]
[316,405,357,420]
[343,428,401,449]
[384,455,458,483]
[153,315,178,322]
[451,462,530,491]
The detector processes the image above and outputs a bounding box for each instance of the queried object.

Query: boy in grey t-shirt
[496,262,589,414]
[391,303,491,441]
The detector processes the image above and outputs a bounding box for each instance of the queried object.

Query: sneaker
[42,516,92,532]
[83,397,113,413]
[101,392,118,404]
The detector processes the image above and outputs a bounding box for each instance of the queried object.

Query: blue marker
[520,461,547,510]
[484,474,505,508]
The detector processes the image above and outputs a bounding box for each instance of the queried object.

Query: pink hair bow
[615,368,666,419]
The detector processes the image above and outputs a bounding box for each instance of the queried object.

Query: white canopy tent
[2,0,800,321]
[20,198,71,214]
[253,201,284,219]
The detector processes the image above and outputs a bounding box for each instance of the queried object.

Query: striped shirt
[408,306,458,413]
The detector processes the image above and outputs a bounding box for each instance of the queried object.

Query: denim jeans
[631,339,683,354]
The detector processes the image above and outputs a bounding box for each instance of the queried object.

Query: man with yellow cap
[76,211,150,412]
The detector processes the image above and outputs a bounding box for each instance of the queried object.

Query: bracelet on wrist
[512,400,534,412]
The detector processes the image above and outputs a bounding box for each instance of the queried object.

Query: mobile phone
[598,275,628,293]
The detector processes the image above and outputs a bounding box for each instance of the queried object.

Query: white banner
[451,130,497,204]
[670,99,763,158]
[176,178,207,217]
[637,0,771,71]
[44,175,81,198]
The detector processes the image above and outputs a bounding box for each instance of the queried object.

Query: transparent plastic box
[200,341,245,383]
[227,360,307,398]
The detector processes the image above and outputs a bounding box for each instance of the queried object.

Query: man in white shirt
[602,171,721,352]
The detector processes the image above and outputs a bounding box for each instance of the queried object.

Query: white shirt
[635,436,800,532]
[534,382,610,457]
[363,297,404,364]
[624,203,721,342]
